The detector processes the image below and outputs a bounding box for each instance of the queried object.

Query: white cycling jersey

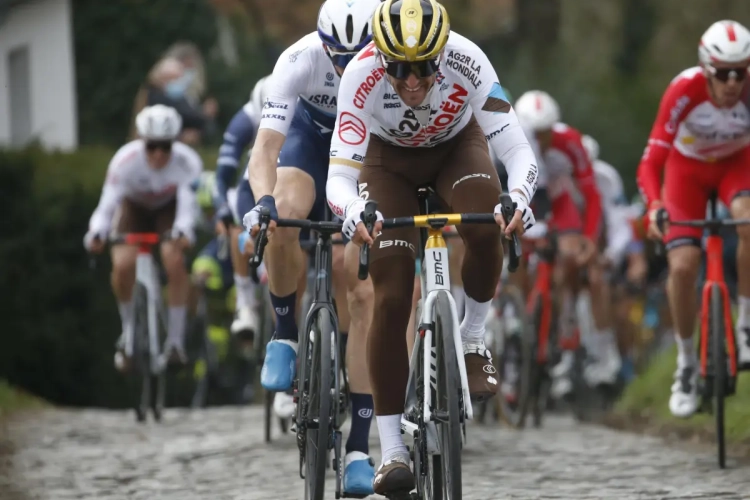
[258,32,342,137]
[593,159,632,264]
[326,32,538,219]
[87,140,203,242]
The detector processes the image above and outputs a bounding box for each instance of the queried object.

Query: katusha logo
[338,112,367,145]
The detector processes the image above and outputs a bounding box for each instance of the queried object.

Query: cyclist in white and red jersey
[514,91,620,394]
[84,105,203,368]
[326,0,537,492]
[637,20,750,418]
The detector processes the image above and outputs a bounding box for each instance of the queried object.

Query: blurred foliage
[73,0,277,147]
[0,146,219,407]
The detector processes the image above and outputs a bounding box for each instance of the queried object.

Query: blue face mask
[164,70,196,99]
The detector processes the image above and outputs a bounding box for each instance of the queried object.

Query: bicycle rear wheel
[302,309,333,500]
[132,283,150,423]
[495,286,532,429]
[710,284,727,469]
[435,292,462,499]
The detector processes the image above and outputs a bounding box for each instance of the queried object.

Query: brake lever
[498,193,522,272]
[358,201,378,280]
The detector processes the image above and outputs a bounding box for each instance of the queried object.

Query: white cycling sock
[737,296,750,329]
[168,306,187,346]
[118,301,134,335]
[675,332,696,368]
[460,296,490,345]
[451,285,465,320]
[377,414,408,464]
[234,274,257,310]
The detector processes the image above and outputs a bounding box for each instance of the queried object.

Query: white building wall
[0,0,78,150]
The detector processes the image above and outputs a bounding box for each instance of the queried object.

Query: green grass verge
[615,346,750,444]
[0,380,46,417]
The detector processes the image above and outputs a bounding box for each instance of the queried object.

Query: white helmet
[582,134,600,162]
[317,0,379,56]
[136,105,182,141]
[699,20,750,66]
[247,75,272,119]
[514,91,561,131]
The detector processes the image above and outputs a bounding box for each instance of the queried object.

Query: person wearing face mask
[131,57,212,145]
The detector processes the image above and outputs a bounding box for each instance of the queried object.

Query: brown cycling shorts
[361,116,504,263]
[114,198,176,235]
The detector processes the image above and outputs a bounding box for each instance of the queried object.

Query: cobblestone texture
[0,407,748,499]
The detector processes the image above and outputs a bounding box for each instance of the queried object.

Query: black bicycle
[250,210,367,500]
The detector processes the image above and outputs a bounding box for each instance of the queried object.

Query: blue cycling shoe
[260,339,297,391]
[343,451,375,496]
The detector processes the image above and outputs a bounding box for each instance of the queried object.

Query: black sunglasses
[382,57,440,79]
[711,67,748,83]
[145,141,172,153]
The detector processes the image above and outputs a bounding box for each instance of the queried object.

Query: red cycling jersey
[636,66,750,208]
[636,66,750,247]
[544,123,602,239]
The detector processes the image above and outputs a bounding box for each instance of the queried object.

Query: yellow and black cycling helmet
[373,0,450,70]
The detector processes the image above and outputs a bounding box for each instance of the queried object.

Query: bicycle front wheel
[710,284,727,469]
[435,291,462,499]
[303,309,333,500]
[132,283,150,423]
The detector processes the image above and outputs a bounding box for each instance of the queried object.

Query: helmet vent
[712,44,724,54]
[359,23,369,44]
[346,14,354,44]
[332,24,342,44]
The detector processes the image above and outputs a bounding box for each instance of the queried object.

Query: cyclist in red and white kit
[514,91,621,394]
[637,20,750,418]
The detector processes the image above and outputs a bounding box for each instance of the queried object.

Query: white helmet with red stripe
[514,90,560,131]
[699,20,750,65]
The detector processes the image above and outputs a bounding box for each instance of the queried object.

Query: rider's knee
[161,244,186,278]
[111,248,136,282]
[668,246,701,281]
[348,278,374,310]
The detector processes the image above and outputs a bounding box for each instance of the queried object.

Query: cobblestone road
[1,406,748,499]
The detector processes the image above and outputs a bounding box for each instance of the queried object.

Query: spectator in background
[164,42,219,140]
[130,56,217,145]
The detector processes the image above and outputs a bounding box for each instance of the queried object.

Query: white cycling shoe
[669,363,699,418]
[273,392,296,419]
[737,327,750,367]
[231,306,259,338]
[584,341,622,387]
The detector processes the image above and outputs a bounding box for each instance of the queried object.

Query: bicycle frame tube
[528,258,553,364]
[135,248,161,374]
[420,228,473,421]
[700,234,738,378]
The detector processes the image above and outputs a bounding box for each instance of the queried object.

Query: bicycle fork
[136,252,161,374]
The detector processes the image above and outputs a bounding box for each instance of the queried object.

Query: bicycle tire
[190,300,210,409]
[524,294,548,428]
[264,389,273,443]
[435,291,462,499]
[303,309,333,500]
[710,284,727,469]
[132,283,150,423]
[495,286,532,429]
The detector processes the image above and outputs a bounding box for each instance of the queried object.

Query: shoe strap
[463,342,492,360]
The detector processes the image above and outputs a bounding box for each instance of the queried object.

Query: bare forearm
[248,129,285,200]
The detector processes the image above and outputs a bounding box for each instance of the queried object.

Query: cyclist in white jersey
[325,0,537,493]
[84,105,203,367]
[242,0,381,494]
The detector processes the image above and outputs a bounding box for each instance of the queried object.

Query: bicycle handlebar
[359,193,523,276]
[654,207,750,255]
[249,209,372,281]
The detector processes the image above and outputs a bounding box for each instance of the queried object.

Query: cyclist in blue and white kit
[214,76,272,339]
[242,0,380,494]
